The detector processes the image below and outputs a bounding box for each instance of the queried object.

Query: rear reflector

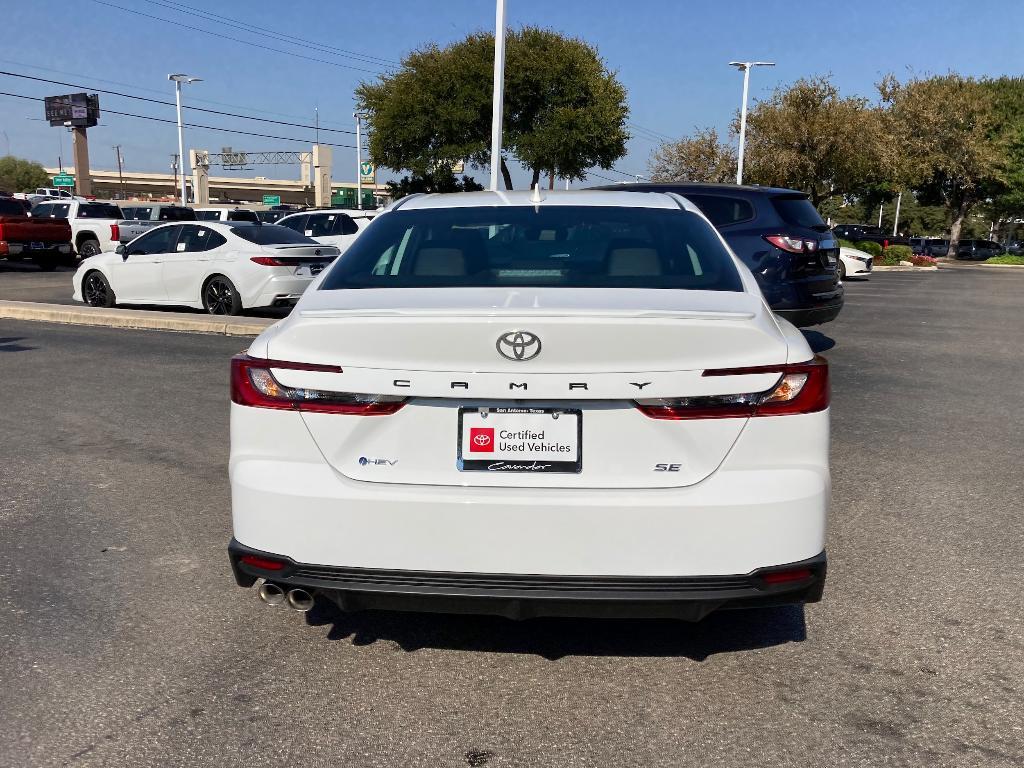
[239,554,287,571]
[635,355,828,419]
[761,568,813,585]
[231,354,406,415]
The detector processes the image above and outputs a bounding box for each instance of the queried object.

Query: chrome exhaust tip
[257,582,285,606]
[286,588,314,612]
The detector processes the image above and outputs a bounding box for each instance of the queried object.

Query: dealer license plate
[30,242,45,250]
[457,407,582,473]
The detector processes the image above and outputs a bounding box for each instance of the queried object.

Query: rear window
[770,195,827,230]
[320,205,743,292]
[681,194,754,227]
[228,224,319,245]
[159,206,196,221]
[227,209,259,223]
[77,203,123,219]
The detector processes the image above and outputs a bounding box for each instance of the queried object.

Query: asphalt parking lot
[1,267,1022,767]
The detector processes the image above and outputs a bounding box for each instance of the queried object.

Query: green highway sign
[262,194,281,206]
[53,174,75,187]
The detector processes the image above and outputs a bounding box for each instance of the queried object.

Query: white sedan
[73,221,339,314]
[228,189,830,622]
[275,209,374,254]
[839,246,873,279]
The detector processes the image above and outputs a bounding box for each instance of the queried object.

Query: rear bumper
[775,301,843,327]
[229,538,826,620]
[250,275,315,308]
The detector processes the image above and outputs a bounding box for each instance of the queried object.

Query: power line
[0,91,358,149]
[629,122,676,142]
[86,0,388,76]
[140,0,400,68]
[0,70,358,135]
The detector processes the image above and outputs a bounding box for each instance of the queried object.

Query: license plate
[30,242,45,250]
[457,407,582,473]
[295,263,325,277]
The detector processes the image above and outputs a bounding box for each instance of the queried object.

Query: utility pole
[729,61,775,185]
[354,112,364,210]
[113,145,126,200]
[315,106,319,146]
[489,0,507,191]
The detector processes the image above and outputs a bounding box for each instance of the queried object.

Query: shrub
[984,254,1024,265]
[909,254,938,266]
[854,240,882,258]
[884,244,913,261]
[837,238,857,249]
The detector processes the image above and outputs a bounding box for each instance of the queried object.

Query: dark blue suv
[592,183,843,326]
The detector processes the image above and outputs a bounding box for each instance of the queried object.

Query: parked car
[831,223,909,247]
[194,207,260,223]
[116,204,197,243]
[1005,240,1024,255]
[0,197,73,270]
[592,183,843,326]
[72,221,339,314]
[838,247,872,279]
[28,199,124,258]
[923,239,950,257]
[956,239,1004,260]
[275,209,375,254]
[255,210,290,224]
[227,189,830,622]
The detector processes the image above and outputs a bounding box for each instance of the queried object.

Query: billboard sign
[44,93,100,128]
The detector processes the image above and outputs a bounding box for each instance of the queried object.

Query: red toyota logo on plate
[469,427,494,452]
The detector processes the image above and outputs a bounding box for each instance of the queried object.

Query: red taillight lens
[230,354,406,415]
[239,554,287,571]
[110,223,119,242]
[635,356,829,419]
[250,256,288,266]
[761,568,813,585]
[764,234,817,253]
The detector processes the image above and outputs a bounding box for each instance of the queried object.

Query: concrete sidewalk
[0,300,274,336]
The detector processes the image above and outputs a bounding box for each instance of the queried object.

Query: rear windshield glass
[770,195,827,230]
[78,203,123,219]
[228,224,319,245]
[319,205,743,291]
[682,194,754,227]
[159,206,196,221]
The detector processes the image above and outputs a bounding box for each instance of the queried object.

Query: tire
[838,261,846,280]
[202,275,243,316]
[78,238,102,259]
[83,270,116,308]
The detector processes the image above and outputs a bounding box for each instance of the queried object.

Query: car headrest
[412,247,468,276]
[606,244,663,276]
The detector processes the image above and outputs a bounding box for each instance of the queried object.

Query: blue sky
[2,0,1023,188]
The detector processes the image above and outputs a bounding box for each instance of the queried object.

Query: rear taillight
[635,355,829,419]
[110,223,119,242]
[764,234,818,254]
[250,256,287,266]
[231,354,406,415]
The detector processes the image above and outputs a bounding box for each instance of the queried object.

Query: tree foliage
[741,75,886,206]
[648,127,736,183]
[386,169,484,200]
[0,155,49,193]
[356,28,629,189]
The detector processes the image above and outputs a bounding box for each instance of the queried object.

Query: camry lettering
[569,382,588,390]
[451,382,469,389]
[630,382,652,390]
[509,382,528,391]
[393,379,411,388]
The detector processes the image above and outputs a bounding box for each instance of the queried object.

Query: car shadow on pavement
[304,601,807,661]
[801,330,835,353]
[0,336,36,352]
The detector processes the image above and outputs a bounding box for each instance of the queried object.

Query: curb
[870,265,939,272]
[0,300,275,336]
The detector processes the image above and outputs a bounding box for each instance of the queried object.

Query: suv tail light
[635,356,829,419]
[764,234,818,254]
[231,355,406,415]
[110,223,119,242]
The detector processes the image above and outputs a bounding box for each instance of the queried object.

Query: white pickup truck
[29,200,125,258]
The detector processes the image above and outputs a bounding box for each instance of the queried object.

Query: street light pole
[354,112,365,210]
[113,145,126,200]
[489,0,507,191]
[168,74,201,205]
[729,61,774,185]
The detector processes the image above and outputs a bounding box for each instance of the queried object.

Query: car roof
[588,182,804,197]
[391,189,696,212]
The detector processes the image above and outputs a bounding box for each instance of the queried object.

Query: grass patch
[984,254,1024,265]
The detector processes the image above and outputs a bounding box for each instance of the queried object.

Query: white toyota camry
[72,222,340,314]
[228,189,830,621]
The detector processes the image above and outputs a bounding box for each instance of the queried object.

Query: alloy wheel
[84,274,107,306]
[205,279,234,315]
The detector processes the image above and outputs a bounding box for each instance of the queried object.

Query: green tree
[356,28,629,190]
[386,168,484,200]
[979,76,1024,231]
[648,127,737,183]
[0,155,49,193]
[741,75,887,206]
[880,74,1005,257]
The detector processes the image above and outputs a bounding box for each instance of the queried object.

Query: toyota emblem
[496,330,541,361]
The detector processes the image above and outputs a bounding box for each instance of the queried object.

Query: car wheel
[838,261,846,280]
[83,271,116,308]
[78,239,102,259]
[203,275,242,316]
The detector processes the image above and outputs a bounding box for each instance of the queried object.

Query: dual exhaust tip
[257,582,314,612]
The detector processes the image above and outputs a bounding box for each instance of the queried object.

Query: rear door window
[336,214,360,235]
[680,194,754,228]
[306,214,338,237]
[277,214,308,233]
[176,225,227,252]
[771,195,827,230]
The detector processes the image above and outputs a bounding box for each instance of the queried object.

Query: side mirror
[116,244,127,257]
